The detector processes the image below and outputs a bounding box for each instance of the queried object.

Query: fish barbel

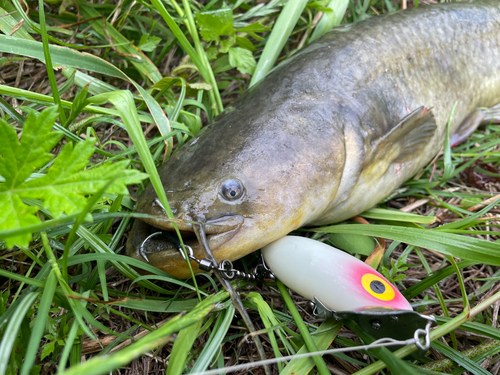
[128,0,500,278]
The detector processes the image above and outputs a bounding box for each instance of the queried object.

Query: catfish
[127,0,500,278]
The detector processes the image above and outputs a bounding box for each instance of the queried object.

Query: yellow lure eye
[361,274,395,301]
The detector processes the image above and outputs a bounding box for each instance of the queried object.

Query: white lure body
[261,236,412,311]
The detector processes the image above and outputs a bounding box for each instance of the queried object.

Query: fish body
[128,1,500,278]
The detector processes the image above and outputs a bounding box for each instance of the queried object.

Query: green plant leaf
[220,35,235,53]
[235,36,255,51]
[195,8,234,42]
[21,143,142,217]
[235,22,270,33]
[347,320,421,375]
[64,84,90,128]
[328,233,376,255]
[247,292,292,371]
[0,107,148,248]
[40,340,56,362]
[228,47,256,74]
[0,107,61,189]
[138,34,162,52]
[0,291,40,375]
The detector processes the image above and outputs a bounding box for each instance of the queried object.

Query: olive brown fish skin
[128,0,500,279]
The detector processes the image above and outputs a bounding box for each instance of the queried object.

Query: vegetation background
[1,0,500,374]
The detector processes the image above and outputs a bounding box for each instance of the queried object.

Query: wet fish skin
[128,1,500,278]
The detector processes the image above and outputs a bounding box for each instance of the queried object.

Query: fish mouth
[126,215,244,277]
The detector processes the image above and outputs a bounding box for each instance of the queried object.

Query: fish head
[127,96,347,279]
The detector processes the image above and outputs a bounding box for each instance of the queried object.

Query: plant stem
[422,339,500,372]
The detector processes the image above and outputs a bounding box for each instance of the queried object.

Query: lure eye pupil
[221,179,243,200]
[370,280,386,294]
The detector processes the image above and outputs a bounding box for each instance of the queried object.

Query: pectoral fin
[374,106,437,163]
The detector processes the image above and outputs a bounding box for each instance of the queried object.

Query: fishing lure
[141,232,435,346]
[262,236,411,311]
[261,236,435,344]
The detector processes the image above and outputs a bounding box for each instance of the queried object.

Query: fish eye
[361,273,396,301]
[220,179,244,201]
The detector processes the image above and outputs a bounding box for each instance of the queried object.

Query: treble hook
[139,231,195,264]
[139,231,162,262]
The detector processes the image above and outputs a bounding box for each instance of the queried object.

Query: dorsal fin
[373,106,437,163]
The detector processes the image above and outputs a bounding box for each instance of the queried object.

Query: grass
[1,0,500,374]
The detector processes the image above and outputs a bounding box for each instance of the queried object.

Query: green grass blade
[98,325,140,356]
[360,207,435,224]
[41,232,98,341]
[0,268,45,288]
[403,260,476,299]
[0,96,25,125]
[61,68,120,96]
[309,0,349,43]
[38,0,66,124]
[135,85,174,155]
[250,0,308,86]
[281,319,341,375]
[114,298,198,313]
[246,292,291,371]
[59,291,228,375]
[277,280,330,375]
[62,177,120,281]
[0,35,172,143]
[0,291,40,375]
[0,261,51,331]
[97,259,109,304]
[313,224,500,265]
[0,35,127,79]
[20,271,57,375]
[435,195,500,231]
[189,305,235,374]
[0,5,34,40]
[75,226,189,294]
[63,252,184,283]
[58,320,81,374]
[447,256,469,311]
[435,317,500,341]
[347,320,420,375]
[414,248,457,348]
[167,319,203,375]
[180,0,223,114]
